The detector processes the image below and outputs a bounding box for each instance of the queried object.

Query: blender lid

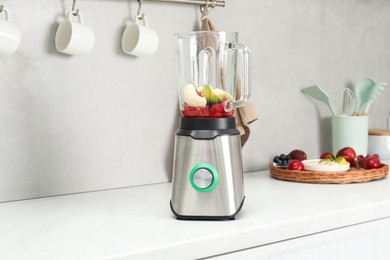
[176,117,240,140]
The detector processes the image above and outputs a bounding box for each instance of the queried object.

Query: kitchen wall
[0,0,389,202]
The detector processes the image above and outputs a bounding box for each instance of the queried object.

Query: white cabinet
[209,217,390,260]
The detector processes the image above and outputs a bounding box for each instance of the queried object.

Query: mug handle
[67,10,84,24]
[1,6,11,22]
[225,42,251,111]
[136,14,149,27]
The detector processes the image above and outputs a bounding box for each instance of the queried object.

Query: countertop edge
[119,201,390,259]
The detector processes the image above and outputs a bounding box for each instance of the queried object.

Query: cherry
[288,160,305,171]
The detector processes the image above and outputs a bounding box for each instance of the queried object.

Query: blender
[170,31,251,220]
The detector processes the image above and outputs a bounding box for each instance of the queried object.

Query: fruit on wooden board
[336,147,356,166]
[273,154,292,167]
[356,154,381,169]
[288,150,307,161]
[288,160,305,171]
[320,152,334,160]
[335,156,348,165]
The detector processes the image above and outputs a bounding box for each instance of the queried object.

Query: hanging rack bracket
[71,0,80,16]
[144,0,225,8]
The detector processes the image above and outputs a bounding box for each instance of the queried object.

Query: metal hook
[200,1,210,20]
[200,0,218,20]
[71,0,80,16]
[137,0,145,21]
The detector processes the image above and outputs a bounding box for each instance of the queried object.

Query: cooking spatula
[301,85,337,116]
[352,78,376,116]
[361,82,387,116]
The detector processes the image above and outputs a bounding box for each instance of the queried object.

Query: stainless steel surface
[193,168,213,188]
[145,0,225,7]
[171,135,244,217]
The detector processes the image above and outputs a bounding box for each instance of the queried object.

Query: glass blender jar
[175,31,250,118]
[170,31,251,220]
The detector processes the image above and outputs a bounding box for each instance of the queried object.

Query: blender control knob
[190,164,218,192]
[193,168,213,188]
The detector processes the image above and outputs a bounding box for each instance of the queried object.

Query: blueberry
[280,154,287,160]
[273,156,282,164]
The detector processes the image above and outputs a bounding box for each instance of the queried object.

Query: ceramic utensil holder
[332,115,369,156]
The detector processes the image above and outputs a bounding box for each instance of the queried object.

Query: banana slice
[181,84,207,108]
[214,88,233,100]
[196,87,233,100]
[199,86,233,101]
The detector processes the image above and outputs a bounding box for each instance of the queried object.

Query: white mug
[121,15,159,57]
[0,7,21,56]
[55,11,94,56]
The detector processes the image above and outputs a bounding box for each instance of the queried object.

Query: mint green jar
[332,115,369,156]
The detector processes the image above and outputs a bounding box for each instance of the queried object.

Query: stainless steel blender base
[171,134,245,220]
[170,197,245,220]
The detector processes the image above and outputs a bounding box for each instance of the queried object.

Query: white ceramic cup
[0,7,21,56]
[121,15,159,56]
[55,11,94,56]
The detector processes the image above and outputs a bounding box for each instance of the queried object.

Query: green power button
[189,164,218,192]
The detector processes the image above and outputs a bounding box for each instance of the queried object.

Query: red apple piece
[336,147,356,166]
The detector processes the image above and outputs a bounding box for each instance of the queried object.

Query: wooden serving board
[269,163,389,184]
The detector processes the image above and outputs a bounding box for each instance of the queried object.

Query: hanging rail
[144,0,225,7]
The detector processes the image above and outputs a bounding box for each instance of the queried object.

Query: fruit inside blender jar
[181,84,234,118]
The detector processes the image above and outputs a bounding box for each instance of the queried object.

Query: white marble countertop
[1,162,390,260]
